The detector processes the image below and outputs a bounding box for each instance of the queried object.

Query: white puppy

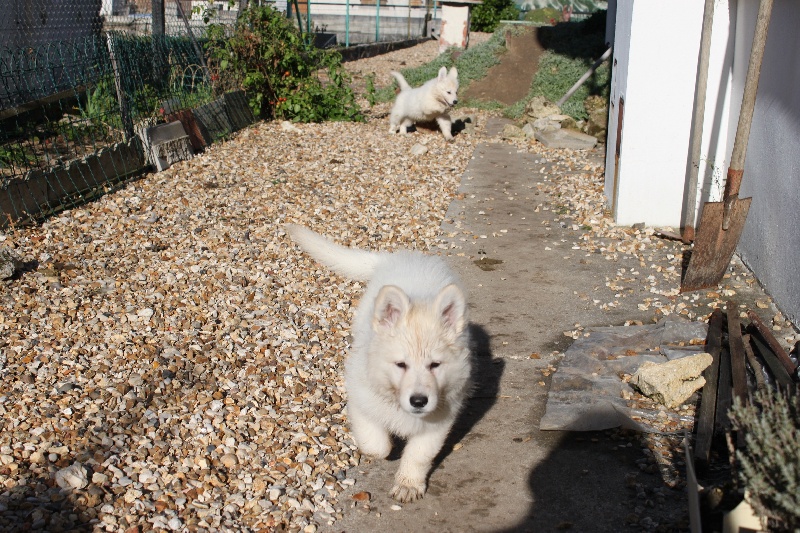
[286,224,471,502]
[389,66,459,141]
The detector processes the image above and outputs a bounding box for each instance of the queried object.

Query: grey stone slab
[535,128,598,150]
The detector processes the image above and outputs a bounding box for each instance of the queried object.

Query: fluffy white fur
[389,66,459,141]
[286,224,471,502]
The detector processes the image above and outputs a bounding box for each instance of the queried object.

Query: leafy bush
[729,386,800,531]
[471,0,520,33]
[205,5,362,122]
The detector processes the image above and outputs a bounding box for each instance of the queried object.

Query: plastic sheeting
[540,317,708,433]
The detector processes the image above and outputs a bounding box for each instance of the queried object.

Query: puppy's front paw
[390,479,426,503]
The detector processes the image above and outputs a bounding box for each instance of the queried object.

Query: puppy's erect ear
[448,67,458,80]
[373,285,410,332]
[437,66,448,82]
[434,284,466,336]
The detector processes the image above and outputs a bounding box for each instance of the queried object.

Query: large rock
[0,246,23,279]
[584,95,608,143]
[631,353,713,408]
[535,128,598,150]
[55,462,89,490]
[525,96,561,120]
[501,123,525,139]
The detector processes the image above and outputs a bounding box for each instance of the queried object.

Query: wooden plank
[742,334,767,391]
[715,346,732,433]
[748,330,793,387]
[746,309,798,380]
[694,308,723,468]
[726,301,748,403]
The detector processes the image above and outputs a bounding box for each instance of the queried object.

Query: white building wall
[735,0,800,327]
[605,0,734,227]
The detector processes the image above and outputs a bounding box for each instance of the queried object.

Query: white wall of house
[605,0,701,226]
[607,0,800,325]
[604,0,735,227]
[735,0,800,327]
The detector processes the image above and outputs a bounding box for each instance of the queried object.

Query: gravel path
[0,40,496,533]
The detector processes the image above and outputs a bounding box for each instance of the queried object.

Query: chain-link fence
[0,1,256,228]
[0,0,437,228]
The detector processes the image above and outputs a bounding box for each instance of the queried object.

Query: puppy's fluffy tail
[286,224,381,281]
[390,71,411,92]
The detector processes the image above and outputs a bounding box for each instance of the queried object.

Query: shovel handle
[723,0,772,230]
[729,0,773,172]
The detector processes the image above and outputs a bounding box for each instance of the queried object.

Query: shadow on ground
[493,427,690,533]
[435,323,504,470]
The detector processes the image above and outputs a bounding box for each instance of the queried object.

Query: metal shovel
[681,0,773,293]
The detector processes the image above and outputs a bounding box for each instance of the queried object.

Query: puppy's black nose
[453,98,458,105]
[410,395,428,409]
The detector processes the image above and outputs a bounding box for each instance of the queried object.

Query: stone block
[631,353,713,408]
[535,128,598,150]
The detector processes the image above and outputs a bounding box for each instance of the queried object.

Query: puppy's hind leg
[399,118,413,134]
[391,426,449,502]
[436,114,454,141]
[347,404,392,459]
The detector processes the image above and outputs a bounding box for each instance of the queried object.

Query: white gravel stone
[54,463,88,490]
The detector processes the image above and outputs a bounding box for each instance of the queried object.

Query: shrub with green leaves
[205,5,362,122]
[729,386,800,531]
[470,0,520,33]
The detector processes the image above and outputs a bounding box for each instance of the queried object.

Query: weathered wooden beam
[746,310,798,380]
[742,334,767,391]
[695,308,723,467]
[715,346,732,433]
[748,331,793,388]
[726,302,748,403]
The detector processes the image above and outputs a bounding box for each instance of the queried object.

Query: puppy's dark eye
[429,362,441,370]
[396,362,407,369]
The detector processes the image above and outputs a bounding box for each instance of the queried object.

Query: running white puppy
[389,66,459,141]
[286,224,471,502]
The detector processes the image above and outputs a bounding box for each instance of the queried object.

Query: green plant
[85,77,118,118]
[505,52,609,120]
[365,74,377,107]
[471,0,520,33]
[205,5,362,122]
[505,14,610,121]
[729,386,800,531]
[524,7,561,25]
[0,144,35,169]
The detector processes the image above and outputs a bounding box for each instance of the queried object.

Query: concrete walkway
[322,118,779,533]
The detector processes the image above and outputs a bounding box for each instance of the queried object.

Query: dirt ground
[462,27,546,105]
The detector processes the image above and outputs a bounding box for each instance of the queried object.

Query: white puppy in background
[389,66,459,141]
[286,224,472,502]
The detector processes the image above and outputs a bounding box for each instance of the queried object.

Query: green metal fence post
[152,0,167,88]
[105,33,134,141]
[376,0,380,42]
[346,0,350,47]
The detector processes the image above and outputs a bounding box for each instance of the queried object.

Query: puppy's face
[435,66,459,108]
[369,284,467,416]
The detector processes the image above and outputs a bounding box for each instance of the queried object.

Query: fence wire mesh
[1,0,434,228]
[0,1,251,228]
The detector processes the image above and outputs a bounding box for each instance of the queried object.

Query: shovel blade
[680,197,752,292]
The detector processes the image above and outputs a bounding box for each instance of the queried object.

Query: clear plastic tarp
[540,317,708,433]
